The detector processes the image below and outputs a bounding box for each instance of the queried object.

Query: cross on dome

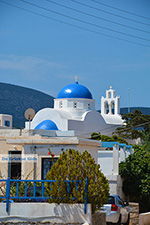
[74,76,79,84]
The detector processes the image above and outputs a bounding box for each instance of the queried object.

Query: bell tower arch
[101,86,120,116]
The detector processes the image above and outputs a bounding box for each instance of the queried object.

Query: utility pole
[128,88,131,113]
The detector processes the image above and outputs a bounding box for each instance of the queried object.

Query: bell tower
[101,86,120,116]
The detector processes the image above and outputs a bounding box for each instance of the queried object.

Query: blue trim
[0,178,88,214]
[6,177,10,214]
[101,142,132,149]
[101,142,119,148]
[126,145,132,149]
[84,177,89,214]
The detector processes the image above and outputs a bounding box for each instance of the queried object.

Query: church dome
[57,82,93,99]
[34,120,58,130]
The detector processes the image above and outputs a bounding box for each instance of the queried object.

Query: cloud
[0,54,64,71]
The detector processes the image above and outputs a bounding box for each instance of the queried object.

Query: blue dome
[34,120,58,130]
[57,82,93,99]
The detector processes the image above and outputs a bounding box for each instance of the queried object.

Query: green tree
[46,149,109,212]
[91,132,128,144]
[142,132,150,152]
[119,148,150,212]
[115,110,150,140]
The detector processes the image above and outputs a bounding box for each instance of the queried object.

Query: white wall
[98,151,113,175]
[0,114,12,129]
[28,108,70,130]
[22,139,99,179]
[106,175,124,197]
[0,203,92,224]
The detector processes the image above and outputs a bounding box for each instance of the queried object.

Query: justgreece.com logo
[0,154,38,162]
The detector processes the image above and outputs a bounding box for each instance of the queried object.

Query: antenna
[24,108,35,130]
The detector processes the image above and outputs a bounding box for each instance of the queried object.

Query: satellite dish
[24,108,35,121]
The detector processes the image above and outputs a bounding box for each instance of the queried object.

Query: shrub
[119,148,150,212]
[45,149,109,212]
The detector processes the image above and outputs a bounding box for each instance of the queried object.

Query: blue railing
[0,177,89,214]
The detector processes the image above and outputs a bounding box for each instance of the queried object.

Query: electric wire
[91,0,150,21]
[70,0,150,26]
[1,0,150,48]
[115,121,150,132]
[45,0,150,34]
[17,0,150,42]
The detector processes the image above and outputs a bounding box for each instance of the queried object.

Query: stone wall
[129,202,139,225]
[139,212,150,225]
[92,211,106,225]
[0,223,82,225]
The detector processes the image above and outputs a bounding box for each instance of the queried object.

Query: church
[0,81,130,197]
[25,81,124,137]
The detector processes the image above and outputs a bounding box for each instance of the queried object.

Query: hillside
[0,82,54,128]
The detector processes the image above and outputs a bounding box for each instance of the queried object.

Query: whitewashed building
[0,114,12,129]
[25,82,124,137]
[0,82,131,197]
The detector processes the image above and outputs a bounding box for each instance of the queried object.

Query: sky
[0,0,150,110]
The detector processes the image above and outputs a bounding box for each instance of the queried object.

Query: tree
[115,110,150,140]
[91,132,128,144]
[141,132,150,152]
[119,148,150,212]
[46,149,109,212]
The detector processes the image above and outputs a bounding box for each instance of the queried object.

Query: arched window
[59,101,63,108]
[108,92,111,98]
[104,101,109,114]
[111,101,115,114]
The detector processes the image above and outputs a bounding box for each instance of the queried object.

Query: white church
[0,81,130,197]
[25,81,124,137]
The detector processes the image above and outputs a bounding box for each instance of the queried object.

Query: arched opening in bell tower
[111,101,115,114]
[104,101,109,114]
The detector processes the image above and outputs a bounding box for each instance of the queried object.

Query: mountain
[0,82,54,128]
[120,107,150,115]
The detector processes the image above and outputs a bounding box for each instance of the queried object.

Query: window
[88,103,91,110]
[8,151,21,179]
[105,102,109,114]
[59,101,63,108]
[5,120,10,127]
[117,198,124,206]
[111,102,115,114]
[41,157,58,180]
[108,92,111,98]
[106,196,115,204]
[73,102,77,108]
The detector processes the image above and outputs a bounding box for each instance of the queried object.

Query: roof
[34,120,58,130]
[57,82,93,99]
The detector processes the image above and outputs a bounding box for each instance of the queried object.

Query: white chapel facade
[25,82,124,137]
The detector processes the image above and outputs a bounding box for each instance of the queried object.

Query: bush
[91,132,128,144]
[45,149,109,212]
[119,148,150,212]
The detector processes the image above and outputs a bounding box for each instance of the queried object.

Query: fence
[0,177,89,214]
